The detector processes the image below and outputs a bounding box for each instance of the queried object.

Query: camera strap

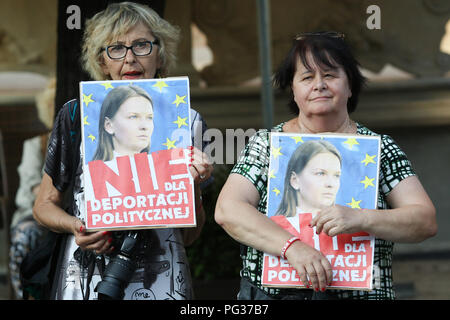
[74,247,106,300]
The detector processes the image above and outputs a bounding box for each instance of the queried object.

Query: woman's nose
[139,119,152,130]
[124,47,136,63]
[325,176,338,188]
[313,75,327,91]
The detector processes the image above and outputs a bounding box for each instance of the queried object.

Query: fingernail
[80,226,84,233]
[108,238,113,243]
[321,288,325,292]
[315,288,319,292]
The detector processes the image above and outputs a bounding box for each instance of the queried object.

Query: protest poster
[79,77,196,231]
[261,133,381,290]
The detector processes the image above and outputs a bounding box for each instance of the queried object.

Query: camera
[95,231,141,300]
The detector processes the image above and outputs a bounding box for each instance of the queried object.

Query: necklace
[292,117,356,134]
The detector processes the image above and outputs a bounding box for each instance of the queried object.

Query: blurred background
[0,0,449,299]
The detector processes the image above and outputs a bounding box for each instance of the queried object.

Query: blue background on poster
[80,77,191,165]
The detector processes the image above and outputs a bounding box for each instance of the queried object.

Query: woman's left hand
[188,146,213,184]
[310,205,367,237]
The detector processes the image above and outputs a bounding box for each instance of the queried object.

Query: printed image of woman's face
[104,96,154,156]
[290,152,341,211]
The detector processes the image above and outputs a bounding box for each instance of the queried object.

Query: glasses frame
[295,31,345,41]
[104,39,159,60]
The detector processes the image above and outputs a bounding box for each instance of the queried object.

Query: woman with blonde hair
[33,2,212,300]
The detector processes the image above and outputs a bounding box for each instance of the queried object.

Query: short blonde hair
[82,2,180,80]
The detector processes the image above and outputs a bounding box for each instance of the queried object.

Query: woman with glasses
[33,2,212,300]
[215,32,437,300]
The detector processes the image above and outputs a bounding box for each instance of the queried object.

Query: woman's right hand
[72,218,114,255]
[284,241,332,292]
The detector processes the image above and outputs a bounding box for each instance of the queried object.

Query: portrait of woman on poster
[91,85,154,162]
[275,140,342,218]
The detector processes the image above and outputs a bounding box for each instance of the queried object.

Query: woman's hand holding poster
[262,133,381,290]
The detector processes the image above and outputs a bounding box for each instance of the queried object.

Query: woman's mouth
[311,96,332,101]
[137,135,150,143]
[322,193,335,198]
[122,71,143,79]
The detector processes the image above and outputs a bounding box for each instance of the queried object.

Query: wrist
[360,208,372,233]
[281,236,301,260]
[68,216,82,235]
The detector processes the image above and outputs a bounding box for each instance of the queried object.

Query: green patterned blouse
[230,122,415,300]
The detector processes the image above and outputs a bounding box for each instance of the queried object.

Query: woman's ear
[290,172,300,191]
[104,117,114,135]
[347,81,352,98]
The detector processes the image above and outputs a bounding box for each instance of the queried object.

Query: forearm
[33,200,76,234]
[215,198,293,257]
[315,176,438,243]
[363,204,437,243]
[32,173,78,234]
[364,176,437,243]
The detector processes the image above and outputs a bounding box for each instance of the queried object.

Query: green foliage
[186,164,242,281]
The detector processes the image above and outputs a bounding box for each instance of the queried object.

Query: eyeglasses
[295,31,345,41]
[104,40,159,60]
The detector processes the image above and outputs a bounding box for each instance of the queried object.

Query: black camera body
[95,231,140,300]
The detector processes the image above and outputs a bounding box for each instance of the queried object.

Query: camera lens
[95,254,137,300]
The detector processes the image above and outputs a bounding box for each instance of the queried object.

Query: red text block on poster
[83,148,195,230]
[262,213,374,290]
